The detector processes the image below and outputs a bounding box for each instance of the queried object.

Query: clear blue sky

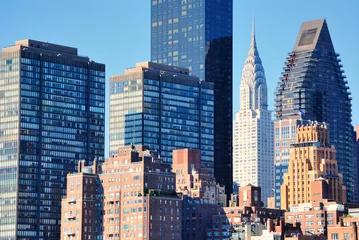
[1,0,358,156]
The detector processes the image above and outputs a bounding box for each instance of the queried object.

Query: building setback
[61,145,182,240]
[280,122,346,210]
[274,118,312,208]
[233,21,273,206]
[110,62,214,172]
[151,0,233,197]
[274,19,354,202]
[0,40,105,240]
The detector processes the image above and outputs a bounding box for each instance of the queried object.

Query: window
[331,233,338,239]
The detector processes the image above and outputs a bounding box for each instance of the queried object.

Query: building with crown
[274,19,354,204]
[233,22,273,206]
[280,122,346,210]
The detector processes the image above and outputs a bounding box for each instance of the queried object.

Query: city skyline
[1,1,358,158]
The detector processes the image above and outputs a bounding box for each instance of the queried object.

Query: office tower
[151,0,233,195]
[233,22,273,205]
[61,145,182,240]
[110,62,214,171]
[274,19,354,202]
[280,123,346,210]
[0,39,105,240]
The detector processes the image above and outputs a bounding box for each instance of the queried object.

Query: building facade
[61,145,182,240]
[280,123,346,210]
[233,22,273,205]
[0,40,105,240]
[151,0,233,196]
[274,19,354,202]
[110,62,214,171]
[206,185,285,240]
[285,201,346,236]
[172,148,226,205]
[274,118,312,208]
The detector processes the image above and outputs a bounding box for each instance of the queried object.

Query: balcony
[67,232,75,236]
[67,198,76,203]
[67,215,76,220]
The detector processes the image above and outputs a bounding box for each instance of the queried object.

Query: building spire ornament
[239,18,268,110]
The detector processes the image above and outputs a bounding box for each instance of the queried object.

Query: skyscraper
[233,22,273,205]
[151,0,233,195]
[280,122,346,210]
[110,62,214,171]
[0,40,105,240]
[274,19,354,202]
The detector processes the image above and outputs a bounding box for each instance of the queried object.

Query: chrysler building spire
[233,20,273,206]
[239,17,267,111]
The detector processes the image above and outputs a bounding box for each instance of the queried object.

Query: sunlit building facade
[274,19,354,203]
[151,0,233,196]
[110,62,214,171]
[233,23,273,205]
[0,40,105,240]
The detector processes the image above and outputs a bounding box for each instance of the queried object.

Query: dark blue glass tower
[151,0,233,196]
[275,19,354,202]
[0,40,105,239]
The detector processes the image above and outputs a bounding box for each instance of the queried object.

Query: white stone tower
[233,20,274,206]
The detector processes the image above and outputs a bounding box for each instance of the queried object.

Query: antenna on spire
[250,10,257,48]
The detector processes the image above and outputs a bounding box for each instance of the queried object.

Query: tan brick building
[61,145,182,240]
[280,122,346,210]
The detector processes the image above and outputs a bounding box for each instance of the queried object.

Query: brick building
[285,200,346,236]
[206,186,284,239]
[172,149,226,206]
[61,145,182,240]
[172,148,226,240]
[280,122,346,210]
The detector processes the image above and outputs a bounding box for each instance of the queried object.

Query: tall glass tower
[274,19,354,202]
[110,62,214,171]
[151,0,233,196]
[0,40,105,239]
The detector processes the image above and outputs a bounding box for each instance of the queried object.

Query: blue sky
[1,0,358,155]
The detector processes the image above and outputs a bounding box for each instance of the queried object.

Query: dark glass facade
[151,0,233,196]
[0,40,105,240]
[110,62,214,171]
[274,19,354,202]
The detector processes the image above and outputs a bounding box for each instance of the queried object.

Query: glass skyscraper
[274,19,354,202]
[151,0,233,195]
[0,40,105,239]
[110,62,214,171]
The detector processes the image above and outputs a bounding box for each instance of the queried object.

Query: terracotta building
[61,145,182,240]
[280,122,346,210]
[327,208,359,240]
